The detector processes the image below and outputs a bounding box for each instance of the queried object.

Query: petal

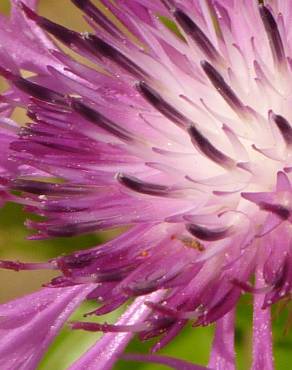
[251,267,274,370]
[69,291,164,370]
[0,284,94,370]
[208,310,235,370]
[0,0,60,73]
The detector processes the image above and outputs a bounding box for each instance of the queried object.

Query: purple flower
[0,0,291,368]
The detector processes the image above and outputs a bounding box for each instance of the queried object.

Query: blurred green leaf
[0,0,10,15]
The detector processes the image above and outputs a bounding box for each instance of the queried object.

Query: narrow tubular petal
[270,113,292,145]
[259,5,285,66]
[188,125,235,168]
[71,99,142,143]
[0,285,94,370]
[0,68,66,104]
[0,260,54,271]
[208,310,235,370]
[20,3,87,48]
[84,34,149,78]
[276,171,292,191]
[251,267,274,370]
[200,61,246,115]
[260,202,290,220]
[70,321,149,333]
[71,0,121,38]
[68,291,164,370]
[137,81,191,128]
[241,192,291,220]
[117,173,170,196]
[173,8,222,63]
[22,3,148,79]
[11,179,95,195]
[186,223,232,241]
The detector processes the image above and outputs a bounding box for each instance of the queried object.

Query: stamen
[137,81,191,128]
[21,3,147,79]
[187,125,235,168]
[201,60,246,115]
[84,34,148,78]
[117,173,170,196]
[272,257,290,290]
[260,202,290,220]
[71,0,121,38]
[85,297,128,316]
[145,299,174,314]
[11,179,94,195]
[160,0,174,11]
[71,99,142,143]
[174,9,222,63]
[21,3,86,48]
[57,253,94,270]
[70,321,149,333]
[231,278,271,294]
[0,260,54,271]
[270,113,292,145]
[0,67,65,104]
[186,223,232,241]
[259,5,286,65]
[31,220,103,237]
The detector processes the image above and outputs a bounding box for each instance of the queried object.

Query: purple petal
[0,284,94,370]
[0,1,60,73]
[208,310,235,370]
[251,267,274,370]
[69,291,164,370]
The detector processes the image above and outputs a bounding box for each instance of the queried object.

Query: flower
[0,0,291,369]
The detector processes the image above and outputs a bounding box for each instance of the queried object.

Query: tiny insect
[171,235,205,251]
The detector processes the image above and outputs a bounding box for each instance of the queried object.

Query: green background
[0,1,290,369]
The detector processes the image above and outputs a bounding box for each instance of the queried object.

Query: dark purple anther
[201,60,246,114]
[260,202,290,220]
[272,257,289,290]
[188,125,235,168]
[22,3,144,78]
[84,34,148,79]
[71,0,121,38]
[259,5,286,65]
[174,9,221,63]
[271,113,292,145]
[44,220,103,237]
[14,78,66,104]
[11,179,93,195]
[186,223,231,241]
[71,100,140,142]
[137,81,191,128]
[0,66,65,104]
[117,173,170,196]
[21,3,86,48]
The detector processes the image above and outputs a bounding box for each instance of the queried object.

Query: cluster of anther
[1,0,292,244]
[0,0,291,342]
[19,4,290,227]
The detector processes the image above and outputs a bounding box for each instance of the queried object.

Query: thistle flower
[0,0,291,369]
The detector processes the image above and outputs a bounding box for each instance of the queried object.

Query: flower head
[0,0,291,369]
